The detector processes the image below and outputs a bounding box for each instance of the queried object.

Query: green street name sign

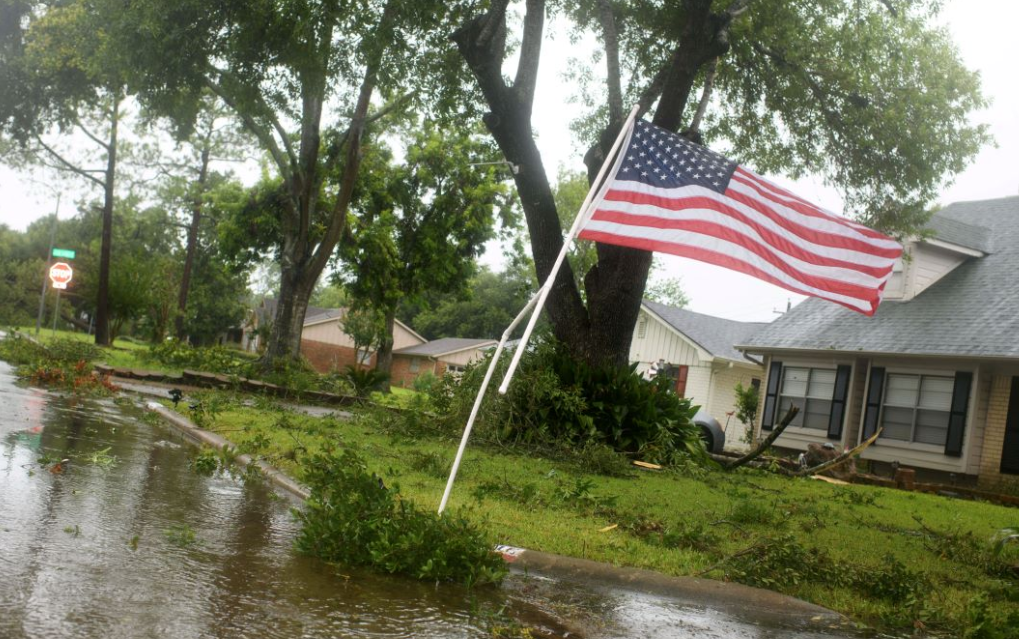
[52,248,76,259]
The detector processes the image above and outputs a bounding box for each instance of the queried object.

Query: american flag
[578,119,903,315]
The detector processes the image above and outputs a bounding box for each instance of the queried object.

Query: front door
[1000,376,1019,475]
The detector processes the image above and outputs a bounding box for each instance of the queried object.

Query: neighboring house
[631,300,766,445]
[301,308,426,373]
[391,338,498,388]
[739,195,1019,486]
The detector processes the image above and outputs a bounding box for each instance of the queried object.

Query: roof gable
[642,300,767,364]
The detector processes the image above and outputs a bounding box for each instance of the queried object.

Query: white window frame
[878,372,954,447]
[777,366,837,431]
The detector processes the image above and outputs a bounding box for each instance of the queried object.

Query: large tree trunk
[175,133,211,341]
[264,261,317,366]
[94,96,120,347]
[374,310,396,392]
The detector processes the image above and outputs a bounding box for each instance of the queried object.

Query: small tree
[734,380,760,445]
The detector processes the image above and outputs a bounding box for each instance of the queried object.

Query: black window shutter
[862,366,885,440]
[944,371,973,457]
[827,365,852,440]
[761,360,783,431]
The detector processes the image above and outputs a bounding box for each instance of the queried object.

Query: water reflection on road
[0,358,859,639]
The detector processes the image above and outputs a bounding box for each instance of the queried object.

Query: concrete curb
[145,402,309,501]
[496,545,844,628]
[142,399,847,632]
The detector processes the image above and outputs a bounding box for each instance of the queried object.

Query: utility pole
[35,194,61,335]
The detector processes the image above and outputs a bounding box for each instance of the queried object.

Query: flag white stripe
[580,219,875,312]
[737,169,882,236]
[603,182,898,271]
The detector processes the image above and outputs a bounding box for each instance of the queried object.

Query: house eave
[737,344,1019,363]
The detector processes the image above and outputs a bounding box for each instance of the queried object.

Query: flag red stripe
[600,190,899,273]
[721,183,901,258]
[731,169,893,243]
[582,213,884,301]
[576,229,878,316]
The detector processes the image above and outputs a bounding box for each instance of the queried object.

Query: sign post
[35,195,61,335]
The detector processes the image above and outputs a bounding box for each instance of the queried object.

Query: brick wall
[300,339,374,373]
[390,355,450,388]
[978,375,1010,485]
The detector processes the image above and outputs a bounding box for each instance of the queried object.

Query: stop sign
[49,262,73,289]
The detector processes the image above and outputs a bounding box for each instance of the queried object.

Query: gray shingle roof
[394,337,497,357]
[926,214,992,253]
[741,196,1019,359]
[303,307,339,325]
[643,300,767,363]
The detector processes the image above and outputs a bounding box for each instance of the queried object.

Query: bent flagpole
[438,106,639,513]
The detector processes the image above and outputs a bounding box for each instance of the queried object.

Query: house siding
[302,317,424,351]
[705,363,761,449]
[629,309,706,373]
[904,243,968,299]
[978,375,1011,485]
[438,348,489,368]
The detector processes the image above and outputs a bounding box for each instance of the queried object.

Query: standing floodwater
[0,361,530,638]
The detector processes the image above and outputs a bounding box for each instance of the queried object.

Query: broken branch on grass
[723,406,799,471]
[792,428,883,477]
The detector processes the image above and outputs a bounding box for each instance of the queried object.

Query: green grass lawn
[10,325,156,370]
[171,392,1019,638]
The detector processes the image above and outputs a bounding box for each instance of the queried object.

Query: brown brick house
[390,338,498,388]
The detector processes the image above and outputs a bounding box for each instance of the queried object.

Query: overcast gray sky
[1,0,1015,322]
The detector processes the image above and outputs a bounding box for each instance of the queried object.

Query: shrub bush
[294,449,506,587]
[431,337,703,464]
[343,364,389,399]
[146,338,249,375]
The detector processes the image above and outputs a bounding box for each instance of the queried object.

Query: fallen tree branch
[792,428,883,478]
[723,406,798,471]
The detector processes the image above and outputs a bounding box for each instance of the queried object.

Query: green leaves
[293,448,506,587]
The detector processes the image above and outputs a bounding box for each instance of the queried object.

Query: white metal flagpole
[497,105,639,395]
[437,291,541,513]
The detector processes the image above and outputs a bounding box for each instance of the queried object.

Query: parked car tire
[692,409,725,454]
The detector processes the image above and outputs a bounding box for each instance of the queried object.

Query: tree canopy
[452,0,988,365]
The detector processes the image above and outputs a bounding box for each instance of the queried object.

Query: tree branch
[726,0,754,18]
[204,77,294,185]
[686,57,718,135]
[792,428,882,477]
[33,137,106,188]
[74,119,111,152]
[598,0,623,124]
[723,406,798,471]
[513,0,545,110]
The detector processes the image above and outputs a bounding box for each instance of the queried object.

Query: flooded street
[0,359,858,639]
[0,362,532,638]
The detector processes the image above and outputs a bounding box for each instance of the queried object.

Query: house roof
[741,196,1019,359]
[642,300,767,364]
[394,337,498,358]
